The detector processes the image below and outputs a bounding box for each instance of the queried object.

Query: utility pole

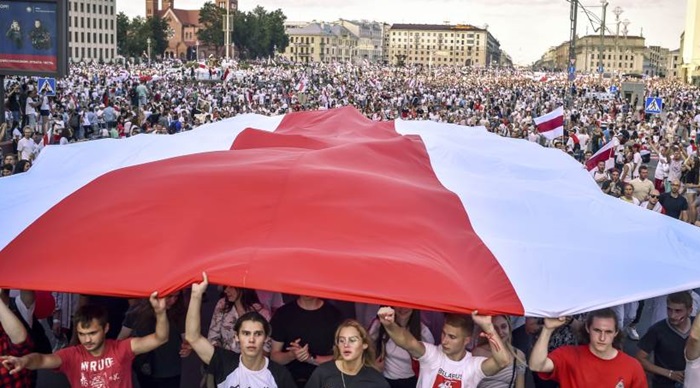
[225,1,230,59]
[566,0,578,107]
[598,0,608,80]
[612,6,623,78]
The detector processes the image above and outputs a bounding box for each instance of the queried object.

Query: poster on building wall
[0,0,68,77]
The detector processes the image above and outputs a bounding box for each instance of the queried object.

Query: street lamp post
[146,37,151,66]
[598,0,608,80]
[196,40,200,61]
[612,6,623,78]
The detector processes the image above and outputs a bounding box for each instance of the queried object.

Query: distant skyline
[117,0,687,65]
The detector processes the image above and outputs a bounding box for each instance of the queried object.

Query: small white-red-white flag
[296,78,307,93]
[533,107,564,140]
[585,140,616,172]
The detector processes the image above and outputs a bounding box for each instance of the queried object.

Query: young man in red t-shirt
[1,291,169,388]
[529,308,647,388]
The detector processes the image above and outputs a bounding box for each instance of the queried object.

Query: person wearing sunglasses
[640,190,665,214]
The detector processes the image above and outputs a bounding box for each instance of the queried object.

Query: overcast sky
[117,0,688,65]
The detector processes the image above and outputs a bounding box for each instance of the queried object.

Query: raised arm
[185,272,215,364]
[528,317,568,373]
[687,310,700,361]
[0,290,27,344]
[130,291,169,355]
[474,312,513,376]
[377,307,426,359]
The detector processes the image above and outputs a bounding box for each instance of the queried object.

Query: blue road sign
[37,78,56,97]
[598,65,604,74]
[645,97,663,114]
[609,85,618,94]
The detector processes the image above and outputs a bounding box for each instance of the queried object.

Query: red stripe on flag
[536,115,564,133]
[0,107,522,315]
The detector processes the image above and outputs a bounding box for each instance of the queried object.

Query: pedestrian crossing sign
[644,97,662,114]
[37,77,56,97]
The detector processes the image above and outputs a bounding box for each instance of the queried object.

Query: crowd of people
[1,58,700,388]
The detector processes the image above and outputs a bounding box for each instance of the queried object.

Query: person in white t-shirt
[685,310,700,387]
[377,307,512,388]
[16,126,37,161]
[185,273,296,388]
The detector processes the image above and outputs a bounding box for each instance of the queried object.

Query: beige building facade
[682,0,700,84]
[667,49,682,79]
[68,0,117,62]
[282,22,359,63]
[386,24,501,67]
[537,35,645,75]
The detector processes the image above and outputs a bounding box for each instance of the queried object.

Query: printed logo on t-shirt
[432,368,462,388]
[615,378,624,388]
[78,357,121,387]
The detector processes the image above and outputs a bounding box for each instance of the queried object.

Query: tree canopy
[115,13,170,59]
[198,2,289,59]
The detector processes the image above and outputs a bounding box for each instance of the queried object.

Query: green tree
[198,2,224,54]
[116,12,130,56]
[232,6,288,59]
[146,15,170,58]
[125,16,147,59]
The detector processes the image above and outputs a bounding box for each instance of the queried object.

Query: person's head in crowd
[22,126,33,139]
[623,183,634,199]
[441,313,475,359]
[333,319,377,368]
[13,160,31,174]
[73,304,110,355]
[580,308,623,353]
[1,164,14,177]
[3,154,17,167]
[638,165,649,180]
[648,189,661,204]
[666,291,692,330]
[670,179,682,195]
[233,310,271,356]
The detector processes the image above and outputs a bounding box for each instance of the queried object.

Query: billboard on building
[0,0,68,77]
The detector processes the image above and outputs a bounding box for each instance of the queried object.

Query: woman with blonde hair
[472,315,527,388]
[305,319,389,388]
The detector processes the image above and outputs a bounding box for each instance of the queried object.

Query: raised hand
[543,317,569,330]
[191,272,209,297]
[149,291,167,315]
[377,306,395,325]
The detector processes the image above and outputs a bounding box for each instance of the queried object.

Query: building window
[81,17,84,28]
[87,33,90,43]
[87,18,90,28]
[80,3,84,12]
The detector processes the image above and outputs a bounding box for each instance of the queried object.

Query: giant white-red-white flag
[533,106,564,140]
[1,107,699,317]
[585,140,616,171]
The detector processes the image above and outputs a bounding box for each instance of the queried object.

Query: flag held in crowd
[533,106,564,140]
[1,107,699,318]
[585,140,616,171]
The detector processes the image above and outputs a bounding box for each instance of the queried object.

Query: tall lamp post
[196,40,200,61]
[622,19,630,75]
[598,0,608,80]
[146,37,152,66]
[612,6,623,78]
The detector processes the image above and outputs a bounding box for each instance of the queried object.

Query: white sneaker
[626,326,640,340]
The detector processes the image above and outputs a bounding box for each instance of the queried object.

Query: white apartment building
[68,0,117,62]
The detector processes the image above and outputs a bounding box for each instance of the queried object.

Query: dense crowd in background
[1,59,700,388]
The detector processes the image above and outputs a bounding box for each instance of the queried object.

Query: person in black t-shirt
[659,180,689,221]
[270,295,342,386]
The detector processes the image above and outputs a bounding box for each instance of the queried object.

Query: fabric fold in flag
[585,140,616,171]
[533,106,564,140]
